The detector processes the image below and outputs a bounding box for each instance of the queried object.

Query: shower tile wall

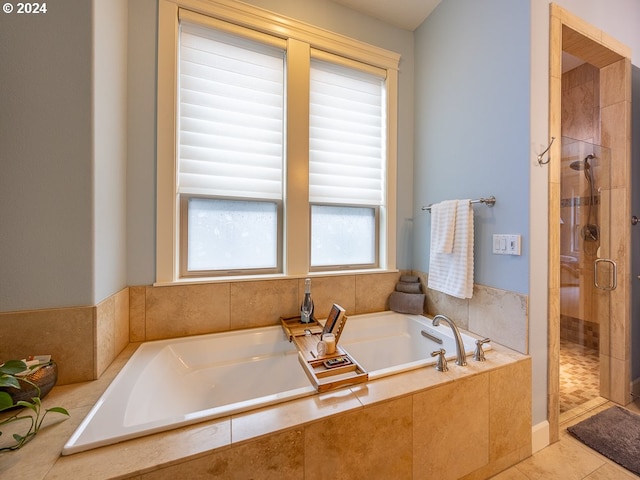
[562,63,600,144]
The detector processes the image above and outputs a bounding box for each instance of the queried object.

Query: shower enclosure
[559,137,614,413]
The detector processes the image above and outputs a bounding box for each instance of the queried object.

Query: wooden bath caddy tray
[281,308,368,393]
[280,315,324,340]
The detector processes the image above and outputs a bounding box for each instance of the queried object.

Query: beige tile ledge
[0,337,528,480]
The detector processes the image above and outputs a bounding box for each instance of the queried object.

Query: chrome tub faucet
[473,338,491,362]
[432,314,467,366]
[431,348,448,372]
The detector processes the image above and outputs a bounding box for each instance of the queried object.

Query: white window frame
[156,0,399,284]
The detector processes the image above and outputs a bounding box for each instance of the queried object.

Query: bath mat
[567,406,640,476]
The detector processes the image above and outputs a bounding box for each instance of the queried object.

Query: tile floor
[559,338,600,413]
[492,397,640,479]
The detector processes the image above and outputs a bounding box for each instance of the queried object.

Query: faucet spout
[432,314,467,366]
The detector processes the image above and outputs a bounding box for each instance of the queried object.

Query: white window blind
[178,22,285,200]
[309,59,386,206]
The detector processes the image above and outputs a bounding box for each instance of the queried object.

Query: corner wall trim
[532,420,550,453]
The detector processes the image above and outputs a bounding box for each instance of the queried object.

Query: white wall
[94,0,129,303]
[0,1,94,311]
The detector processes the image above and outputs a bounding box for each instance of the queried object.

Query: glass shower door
[559,137,614,412]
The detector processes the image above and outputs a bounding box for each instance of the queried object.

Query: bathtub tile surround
[232,387,363,445]
[413,373,489,478]
[469,285,529,354]
[15,338,530,480]
[423,286,471,328]
[489,359,532,461]
[0,306,96,385]
[145,282,231,340]
[355,271,401,313]
[230,279,299,330]
[139,271,400,343]
[0,288,130,385]
[417,270,529,355]
[305,395,414,479]
[141,428,306,479]
[297,275,357,319]
[129,285,146,342]
[96,288,129,377]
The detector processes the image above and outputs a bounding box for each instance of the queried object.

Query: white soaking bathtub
[338,311,486,379]
[63,311,485,455]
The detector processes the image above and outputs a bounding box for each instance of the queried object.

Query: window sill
[153,268,400,287]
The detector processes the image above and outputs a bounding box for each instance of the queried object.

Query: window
[157,1,399,282]
[177,22,285,276]
[309,59,385,269]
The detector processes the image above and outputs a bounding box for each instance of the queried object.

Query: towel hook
[537,137,555,165]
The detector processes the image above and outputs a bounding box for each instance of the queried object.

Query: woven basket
[0,361,58,405]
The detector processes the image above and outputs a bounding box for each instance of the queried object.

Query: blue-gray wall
[0,0,129,312]
[413,0,531,295]
[127,0,158,287]
[0,1,94,310]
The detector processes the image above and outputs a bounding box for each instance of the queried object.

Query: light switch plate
[493,234,521,255]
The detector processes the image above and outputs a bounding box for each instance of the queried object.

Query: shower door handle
[594,258,617,291]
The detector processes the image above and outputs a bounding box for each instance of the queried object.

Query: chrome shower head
[569,154,595,171]
[569,160,584,170]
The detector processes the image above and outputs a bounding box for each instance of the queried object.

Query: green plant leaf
[0,394,15,413]
[46,406,70,416]
[0,374,20,389]
[15,400,37,412]
[0,360,27,376]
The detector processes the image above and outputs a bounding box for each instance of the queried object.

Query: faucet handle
[431,349,448,372]
[473,338,490,362]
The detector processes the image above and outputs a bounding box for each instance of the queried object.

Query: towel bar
[422,196,496,212]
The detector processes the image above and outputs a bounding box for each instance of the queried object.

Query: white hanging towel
[430,200,457,253]
[428,199,474,299]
